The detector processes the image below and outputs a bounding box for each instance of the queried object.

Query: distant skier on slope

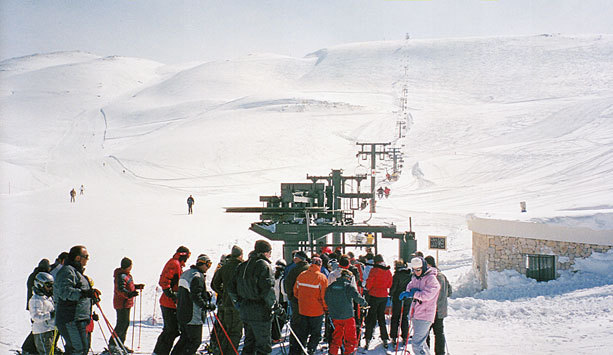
[384,186,391,198]
[80,184,84,195]
[70,188,76,202]
[187,195,195,215]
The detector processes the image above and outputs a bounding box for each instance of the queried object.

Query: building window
[525,254,556,281]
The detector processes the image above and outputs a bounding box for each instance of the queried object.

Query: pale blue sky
[1,0,612,64]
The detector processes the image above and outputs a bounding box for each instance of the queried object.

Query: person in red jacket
[293,257,328,355]
[364,254,393,350]
[153,246,190,355]
[112,257,144,352]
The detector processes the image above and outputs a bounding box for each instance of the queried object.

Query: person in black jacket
[211,245,244,355]
[389,259,412,347]
[283,250,309,354]
[228,240,275,355]
[187,195,195,215]
[173,254,214,355]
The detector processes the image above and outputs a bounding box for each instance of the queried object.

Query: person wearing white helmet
[29,272,55,355]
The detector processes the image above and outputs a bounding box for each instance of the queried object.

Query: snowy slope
[1,35,613,354]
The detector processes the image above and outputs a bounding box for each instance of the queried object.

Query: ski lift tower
[356,142,390,213]
[225,168,416,262]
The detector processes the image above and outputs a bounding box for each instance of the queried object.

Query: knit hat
[311,257,322,266]
[230,245,243,258]
[120,257,132,269]
[374,254,385,264]
[339,257,350,268]
[254,239,272,253]
[294,250,308,261]
[197,254,211,265]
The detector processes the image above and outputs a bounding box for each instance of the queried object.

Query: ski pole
[50,328,58,355]
[131,298,136,351]
[138,289,143,350]
[95,317,110,352]
[287,322,308,355]
[207,311,224,355]
[394,301,405,355]
[211,310,239,355]
[95,302,129,354]
[152,286,159,325]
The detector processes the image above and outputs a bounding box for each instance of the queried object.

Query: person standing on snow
[283,250,309,354]
[153,246,191,355]
[364,254,393,350]
[112,257,144,353]
[173,254,215,355]
[54,245,101,355]
[293,257,328,355]
[187,195,195,215]
[228,240,276,355]
[70,188,76,202]
[80,185,84,195]
[389,260,412,348]
[29,272,56,355]
[325,269,368,355]
[211,245,244,355]
[400,256,441,355]
[424,256,452,355]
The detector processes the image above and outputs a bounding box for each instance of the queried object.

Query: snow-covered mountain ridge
[1,34,612,354]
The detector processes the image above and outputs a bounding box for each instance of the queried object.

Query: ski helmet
[34,272,54,295]
[275,259,287,270]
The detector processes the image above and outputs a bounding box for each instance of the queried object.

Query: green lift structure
[225,168,416,263]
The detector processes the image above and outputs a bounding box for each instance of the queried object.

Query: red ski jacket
[365,264,392,298]
[113,268,136,310]
[158,253,186,309]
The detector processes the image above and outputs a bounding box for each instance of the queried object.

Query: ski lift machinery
[225,150,416,262]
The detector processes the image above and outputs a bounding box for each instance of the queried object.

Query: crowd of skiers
[22,241,451,355]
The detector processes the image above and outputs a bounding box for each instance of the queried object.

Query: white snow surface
[1,35,613,354]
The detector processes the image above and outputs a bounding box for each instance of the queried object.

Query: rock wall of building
[472,231,612,289]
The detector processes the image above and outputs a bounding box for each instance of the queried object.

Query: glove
[399,288,417,300]
[82,288,101,301]
[92,312,99,321]
[162,288,177,301]
[205,290,213,302]
[135,284,145,290]
[205,302,216,312]
[128,291,139,298]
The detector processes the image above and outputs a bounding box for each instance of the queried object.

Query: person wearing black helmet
[272,258,288,343]
[173,253,215,355]
[29,272,55,355]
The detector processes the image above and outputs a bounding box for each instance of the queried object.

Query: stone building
[468,215,613,289]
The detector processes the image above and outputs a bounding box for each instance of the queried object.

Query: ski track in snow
[2,35,613,354]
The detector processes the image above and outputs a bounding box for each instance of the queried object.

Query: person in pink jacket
[400,256,441,355]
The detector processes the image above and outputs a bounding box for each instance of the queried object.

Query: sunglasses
[80,254,90,260]
[413,267,422,272]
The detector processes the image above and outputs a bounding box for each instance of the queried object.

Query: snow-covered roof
[467,215,613,246]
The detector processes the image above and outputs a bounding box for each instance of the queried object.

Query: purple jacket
[406,267,440,323]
